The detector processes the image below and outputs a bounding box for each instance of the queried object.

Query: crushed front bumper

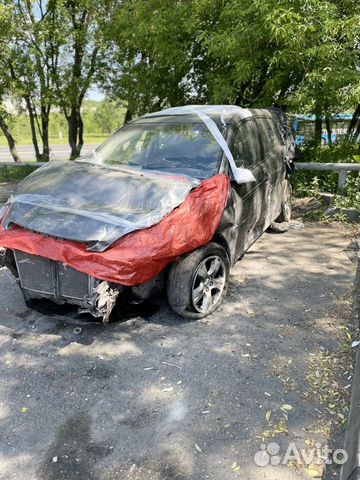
[7,249,121,322]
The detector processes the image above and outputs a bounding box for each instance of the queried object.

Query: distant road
[0,144,102,163]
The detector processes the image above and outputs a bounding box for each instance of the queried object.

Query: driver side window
[233,119,262,168]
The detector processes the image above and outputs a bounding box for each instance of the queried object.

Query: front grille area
[14,250,92,301]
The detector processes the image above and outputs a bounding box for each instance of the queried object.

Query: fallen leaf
[20,407,29,413]
[307,463,324,478]
[232,466,241,472]
[265,410,272,422]
[194,443,202,453]
[162,361,182,370]
[280,404,293,412]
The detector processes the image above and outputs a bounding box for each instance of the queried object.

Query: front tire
[167,242,230,319]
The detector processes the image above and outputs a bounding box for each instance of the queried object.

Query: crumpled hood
[3,161,198,252]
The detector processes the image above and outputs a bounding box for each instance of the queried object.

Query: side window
[232,119,262,168]
[256,118,282,153]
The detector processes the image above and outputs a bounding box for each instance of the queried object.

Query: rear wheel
[167,242,230,319]
[270,179,292,232]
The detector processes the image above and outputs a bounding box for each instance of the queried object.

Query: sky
[87,87,105,102]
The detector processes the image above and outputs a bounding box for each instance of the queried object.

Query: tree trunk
[78,110,84,154]
[0,116,21,162]
[40,106,50,161]
[315,115,322,145]
[68,109,78,160]
[124,108,132,124]
[325,116,332,146]
[67,106,84,160]
[352,113,360,152]
[25,97,42,161]
[347,103,360,141]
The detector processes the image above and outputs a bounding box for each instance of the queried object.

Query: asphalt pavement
[0,144,101,163]
[0,219,357,480]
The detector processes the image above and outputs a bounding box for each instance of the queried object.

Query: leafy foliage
[108,0,360,117]
[333,175,360,211]
[105,0,197,116]
[0,0,112,159]
[291,143,360,215]
[1,100,125,141]
[0,0,360,164]
[291,143,359,196]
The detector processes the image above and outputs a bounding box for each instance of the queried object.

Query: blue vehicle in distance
[293,114,352,146]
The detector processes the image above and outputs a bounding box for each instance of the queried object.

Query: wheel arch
[211,233,231,263]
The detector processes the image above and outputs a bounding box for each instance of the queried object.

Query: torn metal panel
[4,161,197,252]
[81,281,120,323]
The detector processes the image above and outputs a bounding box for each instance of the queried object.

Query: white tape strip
[147,106,256,183]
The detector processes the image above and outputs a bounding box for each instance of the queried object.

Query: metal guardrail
[295,162,360,195]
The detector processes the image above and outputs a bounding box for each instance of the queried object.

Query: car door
[230,117,269,255]
[254,116,286,225]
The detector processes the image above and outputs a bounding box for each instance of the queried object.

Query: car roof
[133,105,274,127]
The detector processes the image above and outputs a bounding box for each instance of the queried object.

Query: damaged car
[0,105,294,321]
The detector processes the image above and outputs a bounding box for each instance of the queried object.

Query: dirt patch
[0,220,358,480]
[292,197,325,218]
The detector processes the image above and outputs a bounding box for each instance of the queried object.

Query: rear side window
[232,119,262,168]
[256,118,283,153]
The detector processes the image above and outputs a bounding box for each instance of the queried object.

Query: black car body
[0,105,294,320]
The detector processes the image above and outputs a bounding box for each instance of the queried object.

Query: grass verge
[0,164,41,182]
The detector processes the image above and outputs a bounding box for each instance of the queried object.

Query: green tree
[49,0,112,159]
[91,100,125,134]
[0,0,62,161]
[0,0,112,160]
[106,0,197,117]
[0,3,20,161]
[108,0,360,144]
[198,0,360,143]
